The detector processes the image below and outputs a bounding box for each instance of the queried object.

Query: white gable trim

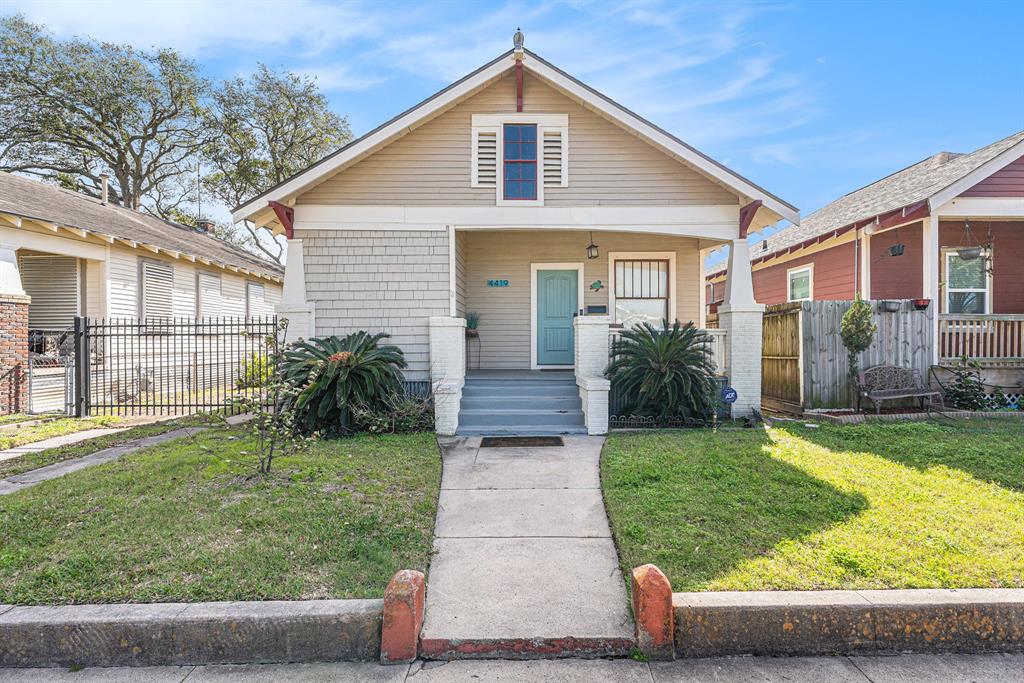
[928,138,1024,210]
[233,51,798,227]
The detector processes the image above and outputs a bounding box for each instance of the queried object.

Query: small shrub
[944,355,999,411]
[280,331,407,434]
[352,394,434,434]
[841,297,876,408]
[236,352,273,389]
[606,320,717,420]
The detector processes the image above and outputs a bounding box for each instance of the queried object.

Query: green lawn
[0,413,41,426]
[0,415,121,451]
[0,428,442,604]
[602,418,1024,591]
[0,415,210,479]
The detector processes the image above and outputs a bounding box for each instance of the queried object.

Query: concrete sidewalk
[0,427,127,464]
[3,654,1022,681]
[420,436,633,658]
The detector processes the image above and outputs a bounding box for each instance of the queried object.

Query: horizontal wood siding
[463,230,700,369]
[960,154,1024,197]
[752,241,856,305]
[455,230,467,317]
[298,229,451,380]
[939,220,1024,314]
[297,71,737,207]
[871,221,923,300]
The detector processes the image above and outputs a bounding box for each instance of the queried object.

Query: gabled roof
[752,130,1024,261]
[0,173,282,282]
[233,49,798,228]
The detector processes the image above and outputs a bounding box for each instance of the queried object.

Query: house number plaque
[486,279,510,287]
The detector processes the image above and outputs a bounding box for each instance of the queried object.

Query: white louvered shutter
[18,255,79,329]
[471,127,498,187]
[542,126,568,187]
[140,259,173,321]
[197,271,222,318]
[245,282,265,318]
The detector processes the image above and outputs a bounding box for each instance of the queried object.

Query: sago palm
[280,331,407,433]
[606,320,717,419]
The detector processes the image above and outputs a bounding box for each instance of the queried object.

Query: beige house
[233,42,798,435]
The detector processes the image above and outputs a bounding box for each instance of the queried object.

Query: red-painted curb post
[380,570,425,665]
[632,564,675,660]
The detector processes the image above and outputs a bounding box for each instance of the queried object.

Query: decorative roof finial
[513,27,524,54]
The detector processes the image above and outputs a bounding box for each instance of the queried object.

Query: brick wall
[297,229,451,381]
[0,294,30,415]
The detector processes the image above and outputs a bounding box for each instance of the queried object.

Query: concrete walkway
[0,427,205,496]
[0,427,127,464]
[3,654,1022,681]
[421,435,633,658]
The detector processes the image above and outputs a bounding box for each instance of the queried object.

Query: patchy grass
[0,413,43,427]
[0,415,121,451]
[0,415,212,479]
[602,418,1024,591]
[0,429,442,604]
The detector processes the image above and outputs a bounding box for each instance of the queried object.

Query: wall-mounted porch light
[585,231,599,260]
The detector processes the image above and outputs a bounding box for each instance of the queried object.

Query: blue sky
[7,0,1024,255]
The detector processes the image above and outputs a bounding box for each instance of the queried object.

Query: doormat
[480,436,564,448]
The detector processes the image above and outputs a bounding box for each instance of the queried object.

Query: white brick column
[276,238,315,343]
[574,315,610,435]
[429,316,466,436]
[719,238,764,417]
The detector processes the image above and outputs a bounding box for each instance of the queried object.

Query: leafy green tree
[840,297,877,406]
[0,15,209,212]
[203,64,352,262]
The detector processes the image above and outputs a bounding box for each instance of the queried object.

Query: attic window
[471,113,568,205]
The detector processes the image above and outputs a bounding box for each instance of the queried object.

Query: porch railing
[938,314,1024,361]
[608,326,728,373]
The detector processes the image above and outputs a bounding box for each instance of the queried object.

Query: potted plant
[957,246,983,261]
[465,312,480,338]
[879,300,901,313]
[912,298,931,311]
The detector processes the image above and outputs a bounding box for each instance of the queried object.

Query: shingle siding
[299,229,451,380]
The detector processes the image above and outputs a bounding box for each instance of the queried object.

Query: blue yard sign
[721,386,738,404]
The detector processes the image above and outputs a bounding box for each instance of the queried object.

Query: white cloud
[300,64,388,92]
[5,0,379,57]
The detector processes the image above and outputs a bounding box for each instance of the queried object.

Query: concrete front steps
[456,372,587,436]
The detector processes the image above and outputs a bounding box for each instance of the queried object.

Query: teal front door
[536,269,578,366]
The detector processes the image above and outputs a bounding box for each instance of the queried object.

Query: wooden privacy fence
[762,300,934,412]
[761,303,802,414]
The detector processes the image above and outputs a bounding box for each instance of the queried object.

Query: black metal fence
[73,316,278,417]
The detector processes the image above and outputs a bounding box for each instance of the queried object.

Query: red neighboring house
[708,130,1024,377]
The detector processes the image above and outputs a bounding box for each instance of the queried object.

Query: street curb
[673,588,1024,657]
[0,599,383,668]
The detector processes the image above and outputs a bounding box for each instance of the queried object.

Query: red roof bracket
[738,200,763,239]
[269,201,295,240]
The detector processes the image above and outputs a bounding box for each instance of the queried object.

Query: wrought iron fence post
[73,316,91,417]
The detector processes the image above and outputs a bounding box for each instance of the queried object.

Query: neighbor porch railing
[938,314,1024,361]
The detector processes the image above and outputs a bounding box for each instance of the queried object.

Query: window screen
[246,282,265,318]
[788,268,812,301]
[946,252,988,314]
[197,271,221,318]
[503,123,537,200]
[614,259,669,327]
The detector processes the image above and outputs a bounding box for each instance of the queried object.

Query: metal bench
[856,365,943,414]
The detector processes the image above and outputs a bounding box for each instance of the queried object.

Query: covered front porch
[426,225,762,436]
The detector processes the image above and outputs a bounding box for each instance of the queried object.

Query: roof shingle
[0,173,282,280]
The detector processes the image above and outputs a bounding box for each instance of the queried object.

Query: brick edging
[673,588,1024,657]
[806,410,1023,425]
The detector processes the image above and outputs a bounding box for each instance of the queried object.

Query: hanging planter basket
[879,300,901,313]
[888,243,905,257]
[958,246,983,261]
[912,298,931,311]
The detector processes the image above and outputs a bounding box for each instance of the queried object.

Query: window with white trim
[787,265,812,302]
[139,259,173,321]
[613,259,670,327]
[945,250,990,314]
[471,113,568,205]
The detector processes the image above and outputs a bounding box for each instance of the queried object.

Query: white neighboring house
[0,172,283,412]
[233,42,798,435]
